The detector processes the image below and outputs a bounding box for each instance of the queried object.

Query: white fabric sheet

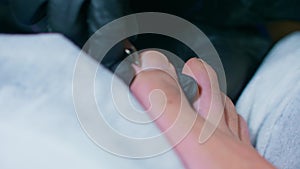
[0,34,184,169]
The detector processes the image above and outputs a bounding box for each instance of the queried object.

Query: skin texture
[130,51,275,169]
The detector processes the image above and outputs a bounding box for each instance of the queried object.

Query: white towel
[0,34,184,169]
[237,32,300,169]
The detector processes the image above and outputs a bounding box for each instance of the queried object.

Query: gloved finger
[177,72,199,105]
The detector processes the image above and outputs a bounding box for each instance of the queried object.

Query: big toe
[130,50,196,135]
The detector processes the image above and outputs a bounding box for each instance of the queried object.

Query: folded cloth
[236,31,300,169]
[0,34,184,169]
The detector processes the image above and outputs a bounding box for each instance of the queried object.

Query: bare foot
[130,51,274,169]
